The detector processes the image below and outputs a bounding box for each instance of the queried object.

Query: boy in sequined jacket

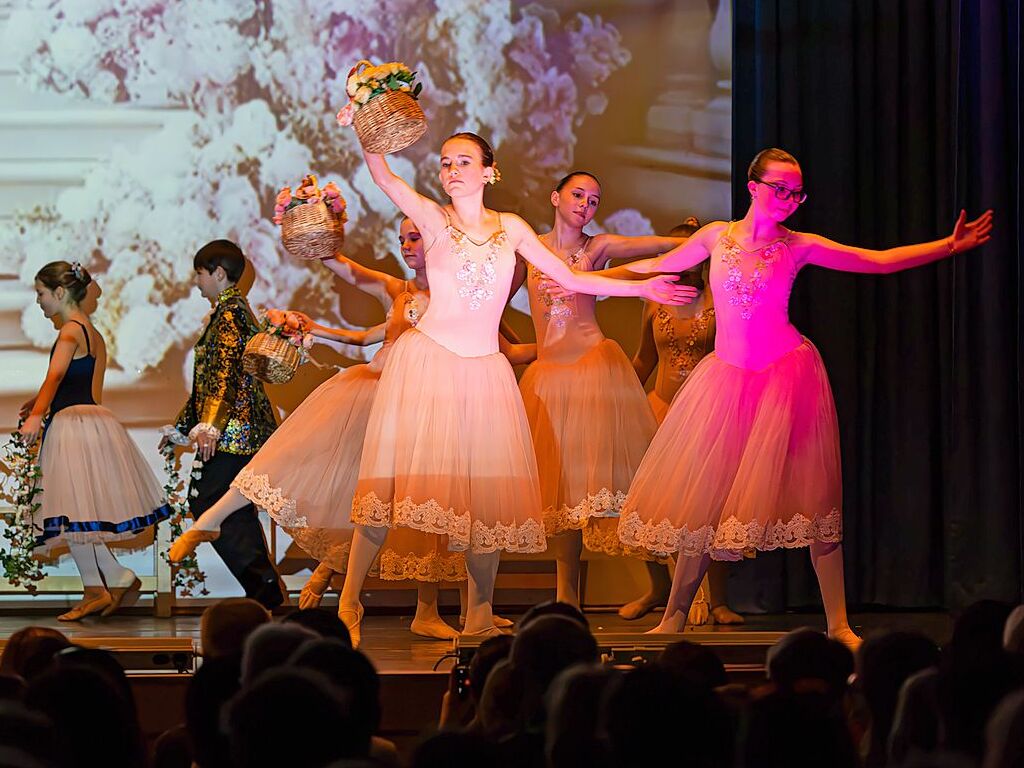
[164,240,283,608]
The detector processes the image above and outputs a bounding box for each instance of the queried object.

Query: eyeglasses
[752,176,808,204]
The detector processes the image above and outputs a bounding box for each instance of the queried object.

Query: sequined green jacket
[174,286,276,455]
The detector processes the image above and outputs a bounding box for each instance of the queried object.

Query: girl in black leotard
[20,261,171,621]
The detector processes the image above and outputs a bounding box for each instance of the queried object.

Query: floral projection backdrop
[0,0,673,378]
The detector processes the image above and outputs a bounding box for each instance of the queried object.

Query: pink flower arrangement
[262,308,316,350]
[272,174,347,225]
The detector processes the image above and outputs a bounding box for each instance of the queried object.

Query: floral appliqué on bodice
[656,306,715,379]
[529,240,588,328]
[719,230,788,320]
[451,224,507,311]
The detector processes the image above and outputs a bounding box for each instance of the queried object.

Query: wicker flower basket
[353,88,427,155]
[280,201,344,261]
[242,332,301,384]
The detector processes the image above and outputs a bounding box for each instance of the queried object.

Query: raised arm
[794,209,993,273]
[19,326,82,443]
[363,150,447,239]
[505,215,696,305]
[632,302,659,385]
[319,250,405,305]
[593,235,687,270]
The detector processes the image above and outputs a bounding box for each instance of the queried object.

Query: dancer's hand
[18,398,36,420]
[195,430,217,461]
[284,310,313,332]
[19,414,42,445]
[158,434,170,451]
[950,209,994,253]
[538,277,573,300]
[641,275,698,305]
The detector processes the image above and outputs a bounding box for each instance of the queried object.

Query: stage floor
[0,609,952,673]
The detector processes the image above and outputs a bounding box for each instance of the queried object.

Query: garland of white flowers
[0,427,45,591]
[159,445,209,597]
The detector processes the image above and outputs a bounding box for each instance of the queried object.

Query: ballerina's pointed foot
[169,527,220,563]
[618,592,667,621]
[410,617,460,640]
[101,576,142,617]
[339,603,364,649]
[459,614,516,629]
[829,626,863,653]
[298,563,335,610]
[59,589,113,622]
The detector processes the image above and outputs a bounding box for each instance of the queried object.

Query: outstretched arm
[598,222,726,279]
[795,209,994,273]
[285,311,387,346]
[593,235,687,270]
[506,215,696,305]
[363,150,447,240]
[319,250,405,305]
[19,327,80,443]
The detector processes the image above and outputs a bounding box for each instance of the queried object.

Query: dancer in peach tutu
[20,261,171,620]
[513,171,688,607]
[613,148,992,649]
[338,133,692,644]
[619,218,742,626]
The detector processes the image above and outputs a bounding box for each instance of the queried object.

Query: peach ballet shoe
[298,563,334,610]
[338,603,364,649]
[59,587,113,622]
[101,576,142,617]
[829,626,863,653]
[169,527,220,563]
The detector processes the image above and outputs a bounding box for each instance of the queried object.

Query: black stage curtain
[728,0,1022,612]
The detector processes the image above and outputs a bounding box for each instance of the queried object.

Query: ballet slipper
[460,625,512,640]
[298,563,334,610]
[59,587,112,622]
[338,603,364,649]
[410,616,460,640]
[687,597,710,626]
[459,613,515,629]
[101,576,142,617]
[618,593,665,621]
[169,527,220,563]
[829,626,863,653]
[710,605,745,625]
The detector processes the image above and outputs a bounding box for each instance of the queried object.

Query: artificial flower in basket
[242,309,316,385]
[336,59,427,154]
[274,174,347,261]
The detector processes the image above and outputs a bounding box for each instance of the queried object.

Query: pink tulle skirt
[35,405,170,555]
[233,361,465,581]
[618,340,843,562]
[352,329,546,554]
[519,339,657,554]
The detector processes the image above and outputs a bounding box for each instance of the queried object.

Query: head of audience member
[411,730,499,768]
[857,630,940,767]
[1003,604,1024,654]
[282,608,352,646]
[738,687,859,768]
[887,667,943,764]
[26,665,146,768]
[185,654,242,768]
[201,597,271,660]
[0,627,71,681]
[467,634,514,708]
[660,640,728,691]
[477,659,526,738]
[226,668,362,768]
[942,599,1018,759]
[0,701,57,767]
[240,622,317,685]
[51,646,134,705]
[545,664,618,768]
[604,663,731,768]
[766,628,853,703]
[0,676,25,704]
[519,600,589,630]
[984,689,1024,768]
[288,639,380,754]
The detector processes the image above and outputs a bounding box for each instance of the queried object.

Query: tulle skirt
[352,329,546,554]
[35,405,171,555]
[233,361,466,581]
[618,340,843,562]
[519,339,657,554]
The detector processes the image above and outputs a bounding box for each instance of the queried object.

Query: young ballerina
[620,218,743,626]
[612,148,993,649]
[170,220,528,641]
[513,171,688,607]
[20,261,171,620]
[337,132,693,645]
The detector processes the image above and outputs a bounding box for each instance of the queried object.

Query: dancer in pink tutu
[338,133,693,644]
[514,171,688,607]
[613,148,992,648]
[21,261,171,620]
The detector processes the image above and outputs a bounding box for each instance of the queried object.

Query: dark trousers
[188,451,284,609]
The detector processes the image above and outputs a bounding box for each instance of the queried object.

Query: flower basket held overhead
[336,60,426,155]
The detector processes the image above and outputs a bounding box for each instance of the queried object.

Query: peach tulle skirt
[233,360,465,582]
[352,329,546,554]
[519,339,657,554]
[618,340,843,562]
[35,405,170,555]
